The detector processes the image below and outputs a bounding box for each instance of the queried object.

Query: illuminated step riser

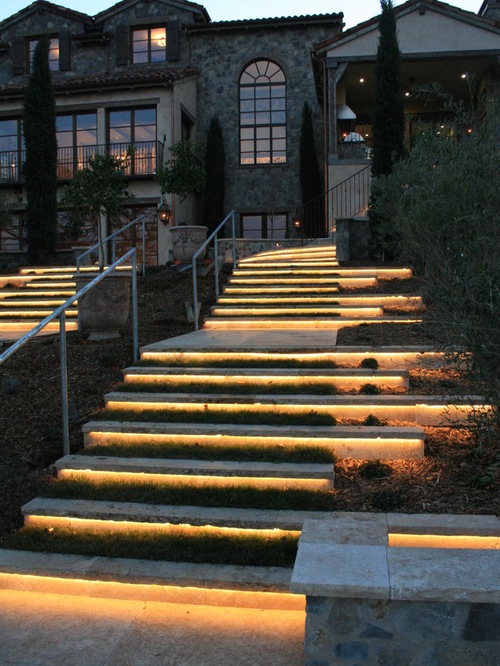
[0,291,75,299]
[0,300,76,307]
[0,321,78,332]
[139,350,447,370]
[223,287,340,294]
[233,268,411,279]
[105,396,487,427]
[216,296,422,307]
[57,468,332,492]
[83,423,425,461]
[0,571,304,609]
[19,266,132,276]
[211,307,384,318]
[24,514,302,542]
[0,310,78,318]
[22,282,76,289]
[229,278,375,287]
[122,370,409,389]
[203,317,421,330]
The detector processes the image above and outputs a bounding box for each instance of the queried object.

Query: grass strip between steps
[115,380,338,395]
[4,524,298,567]
[96,408,336,426]
[81,441,336,463]
[42,477,337,511]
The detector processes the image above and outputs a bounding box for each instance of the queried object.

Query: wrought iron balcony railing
[0,140,164,184]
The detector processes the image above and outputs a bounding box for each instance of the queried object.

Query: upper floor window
[0,118,24,183]
[56,112,98,178]
[108,107,158,176]
[132,27,166,64]
[28,37,60,72]
[239,60,287,166]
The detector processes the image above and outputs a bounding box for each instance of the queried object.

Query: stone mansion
[0,0,499,264]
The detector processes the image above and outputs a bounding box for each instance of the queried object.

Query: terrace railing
[0,141,164,184]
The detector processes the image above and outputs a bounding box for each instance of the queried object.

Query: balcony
[0,141,164,185]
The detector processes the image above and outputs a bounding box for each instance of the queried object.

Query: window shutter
[116,25,129,66]
[59,31,70,71]
[167,21,179,61]
[12,37,25,75]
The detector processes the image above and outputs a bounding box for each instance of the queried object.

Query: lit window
[239,60,286,166]
[132,27,166,64]
[56,112,97,178]
[28,37,59,72]
[108,107,157,175]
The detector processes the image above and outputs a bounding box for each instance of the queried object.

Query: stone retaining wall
[291,512,500,666]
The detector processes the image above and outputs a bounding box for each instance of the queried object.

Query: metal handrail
[76,214,146,276]
[0,249,139,456]
[192,210,236,331]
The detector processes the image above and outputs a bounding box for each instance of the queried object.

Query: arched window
[239,60,286,166]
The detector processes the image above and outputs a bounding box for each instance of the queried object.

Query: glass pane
[244,63,259,79]
[256,127,270,139]
[151,50,165,63]
[272,111,286,124]
[256,99,270,112]
[256,152,270,164]
[56,116,72,132]
[110,111,131,127]
[133,51,148,64]
[241,113,255,126]
[273,138,286,152]
[266,62,280,78]
[76,113,97,130]
[255,60,270,76]
[242,215,263,238]
[256,139,270,152]
[272,126,286,138]
[240,100,254,113]
[271,85,286,98]
[133,29,148,41]
[240,73,254,85]
[272,152,286,164]
[76,129,97,146]
[0,120,17,138]
[151,27,166,45]
[271,98,286,111]
[255,86,270,99]
[267,214,287,239]
[255,112,269,125]
[241,140,254,152]
[135,125,155,142]
[135,108,156,125]
[270,69,285,83]
[110,127,131,144]
[240,128,254,140]
[240,88,254,100]
[240,154,255,165]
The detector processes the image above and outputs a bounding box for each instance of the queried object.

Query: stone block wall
[305,596,500,666]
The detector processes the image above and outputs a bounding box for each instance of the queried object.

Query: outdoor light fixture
[293,213,302,230]
[158,201,171,225]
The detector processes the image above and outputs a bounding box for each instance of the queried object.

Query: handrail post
[193,256,199,331]
[214,236,219,297]
[132,251,139,362]
[112,237,116,265]
[142,217,146,277]
[60,311,70,457]
[232,210,236,268]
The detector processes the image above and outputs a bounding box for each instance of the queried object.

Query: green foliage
[61,152,131,267]
[156,139,206,202]
[23,36,58,264]
[359,383,381,395]
[363,414,387,427]
[300,102,323,236]
[371,0,405,178]
[0,194,14,231]
[203,117,225,233]
[371,104,500,441]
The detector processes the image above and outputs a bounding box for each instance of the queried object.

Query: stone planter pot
[170,225,208,263]
[75,272,131,340]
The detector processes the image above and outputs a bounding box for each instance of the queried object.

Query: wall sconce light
[158,201,171,225]
[293,215,302,231]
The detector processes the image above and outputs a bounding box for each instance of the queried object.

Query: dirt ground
[0,267,498,541]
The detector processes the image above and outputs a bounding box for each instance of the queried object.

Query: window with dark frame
[132,27,167,64]
[239,60,287,166]
[56,112,98,178]
[0,118,24,183]
[108,107,157,176]
[241,213,287,239]
[28,37,60,72]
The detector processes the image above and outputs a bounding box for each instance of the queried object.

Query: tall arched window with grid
[239,60,287,166]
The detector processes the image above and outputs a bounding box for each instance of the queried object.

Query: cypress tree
[300,102,323,237]
[23,36,58,264]
[371,0,405,178]
[203,117,225,234]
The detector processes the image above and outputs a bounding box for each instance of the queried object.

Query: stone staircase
[0,245,477,613]
[0,265,131,340]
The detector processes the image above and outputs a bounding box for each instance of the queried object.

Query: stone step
[0,320,78,334]
[139,343,446,370]
[0,549,303,608]
[121,366,409,390]
[56,454,335,481]
[0,308,78,318]
[0,298,76,306]
[203,316,421,330]
[223,285,341,294]
[210,305,384,317]
[103,393,483,427]
[233,267,412,279]
[216,294,422,307]
[0,289,75,298]
[55,455,335,491]
[83,421,425,460]
[22,497,333,532]
[228,276,376,287]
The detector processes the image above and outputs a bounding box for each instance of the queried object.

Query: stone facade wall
[189,19,340,232]
[305,596,500,666]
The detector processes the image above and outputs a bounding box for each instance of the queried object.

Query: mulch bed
[1,268,498,542]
